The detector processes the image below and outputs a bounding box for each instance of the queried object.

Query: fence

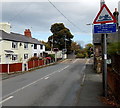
[0,63,22,73]
[0,58,57,73]
[28,60,44,69]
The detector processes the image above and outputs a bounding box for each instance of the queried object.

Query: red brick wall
[107,71,116,92]
[108,70,120,103]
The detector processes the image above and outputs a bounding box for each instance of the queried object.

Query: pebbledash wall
[0,40,32,73]
[0,23,45,74]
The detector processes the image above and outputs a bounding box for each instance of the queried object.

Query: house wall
[32,44,45,57]
[46,51,63,59]
[0,40,32,64]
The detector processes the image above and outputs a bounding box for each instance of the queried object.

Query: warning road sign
[93,4,116,24]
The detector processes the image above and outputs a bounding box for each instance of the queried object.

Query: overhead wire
[47,0,82,31]
[9,4,31,22]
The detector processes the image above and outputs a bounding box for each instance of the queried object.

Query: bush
[48,54,55,59]
[76,53,85,58]
[28,56,43,62]
[108,42,120,55]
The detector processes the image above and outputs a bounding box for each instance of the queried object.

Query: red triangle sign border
[93,4,116,24]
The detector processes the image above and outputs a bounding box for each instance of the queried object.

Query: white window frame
[34,53,37,57]
[24,43,28,49]
[34,44,37,49]
[12,42,18,49]
[12,55,18,61]
[24,54,28,59]
[40,45,43,50]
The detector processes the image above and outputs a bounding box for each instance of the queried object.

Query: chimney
[0,22,11,34]
[24,29,32,38]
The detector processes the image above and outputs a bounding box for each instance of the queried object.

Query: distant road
[2,59,88,106]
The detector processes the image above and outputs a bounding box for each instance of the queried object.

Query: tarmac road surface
[1,59,89,106]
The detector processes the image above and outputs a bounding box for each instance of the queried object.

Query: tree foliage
[108,42,120,55]
[48,23,74,54]
[75,43,93,58]
[71,41,82,52]
[41,41,51,51]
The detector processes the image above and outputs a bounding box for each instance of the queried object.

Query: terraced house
[0,23,45,73]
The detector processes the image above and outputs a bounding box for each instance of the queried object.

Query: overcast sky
[1,0,120,47]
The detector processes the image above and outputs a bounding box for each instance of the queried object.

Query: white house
[0,23,45,73]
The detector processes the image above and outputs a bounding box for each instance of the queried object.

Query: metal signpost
[93,4,116,97]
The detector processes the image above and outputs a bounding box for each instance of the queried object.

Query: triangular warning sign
[93,4,116,24]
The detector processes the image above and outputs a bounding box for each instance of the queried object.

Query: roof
[0,30,43,45]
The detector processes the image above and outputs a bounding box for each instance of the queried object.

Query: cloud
[1,0,120,46]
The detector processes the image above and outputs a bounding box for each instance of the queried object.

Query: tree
[71,41,82,53]
[108,42,120,55]
[41,41,51,51]
[48,23,74,54]
[85,43,93,58]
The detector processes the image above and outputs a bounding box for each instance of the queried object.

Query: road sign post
[103,34,107,97]
[93,4,117,97]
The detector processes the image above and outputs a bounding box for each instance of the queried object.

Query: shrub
[48,54,55,59]
[108,42,120,55]
[28,56,43,62]
[76,53,85,58]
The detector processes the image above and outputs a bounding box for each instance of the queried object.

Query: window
[12,42,18,49]
[34,53,37,57]
[12,55,18,61]
[34,44,37,49]
[40,45,43,49]
[24,43,28,49]
[24,54,28,59]
[40,53,43,57]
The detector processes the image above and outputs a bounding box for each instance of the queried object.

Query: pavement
[76,59,107,106]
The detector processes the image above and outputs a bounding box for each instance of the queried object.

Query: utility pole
[65,35,66,51]
[51,36,53,53]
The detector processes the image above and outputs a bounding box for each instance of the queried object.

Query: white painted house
[0,23,45,73]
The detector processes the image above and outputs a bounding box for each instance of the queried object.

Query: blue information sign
[94,23,116,33]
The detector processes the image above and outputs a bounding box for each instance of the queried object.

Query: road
[1,59,88,106]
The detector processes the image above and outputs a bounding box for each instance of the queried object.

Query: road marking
[44,77,49,79]
[86,59,90,64]
[0,96,14,104]
[81,74,86,86]
[80,59,90,86]
[58,65,69,72]
[2,65,70,99]
[81,65,86,72]
[72,59,78,64]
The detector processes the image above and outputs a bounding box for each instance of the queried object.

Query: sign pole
[93,3,117,97]
[103,33,107,97]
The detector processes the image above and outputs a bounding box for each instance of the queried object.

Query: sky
[1,0,120,47]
